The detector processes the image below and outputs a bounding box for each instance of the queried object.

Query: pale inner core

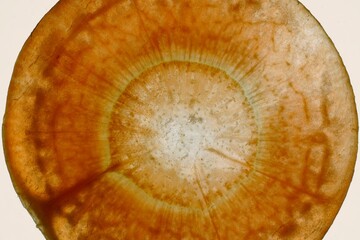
[109,62,258,207]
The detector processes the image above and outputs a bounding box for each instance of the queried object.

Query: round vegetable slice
[3,0,357,239]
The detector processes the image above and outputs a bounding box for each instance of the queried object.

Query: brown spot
[246,0,261,9]
[308,132,328,144]
[230,2,241,12]
[300,202,312,214]
[278,222,297,237]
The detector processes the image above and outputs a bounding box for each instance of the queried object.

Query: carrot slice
[3,0,357,239]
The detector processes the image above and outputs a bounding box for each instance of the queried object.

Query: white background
[0,1,359,239]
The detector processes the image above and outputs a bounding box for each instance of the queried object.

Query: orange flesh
[3,0,358,239]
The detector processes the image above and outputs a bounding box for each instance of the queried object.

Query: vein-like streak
[193,161,221,240]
